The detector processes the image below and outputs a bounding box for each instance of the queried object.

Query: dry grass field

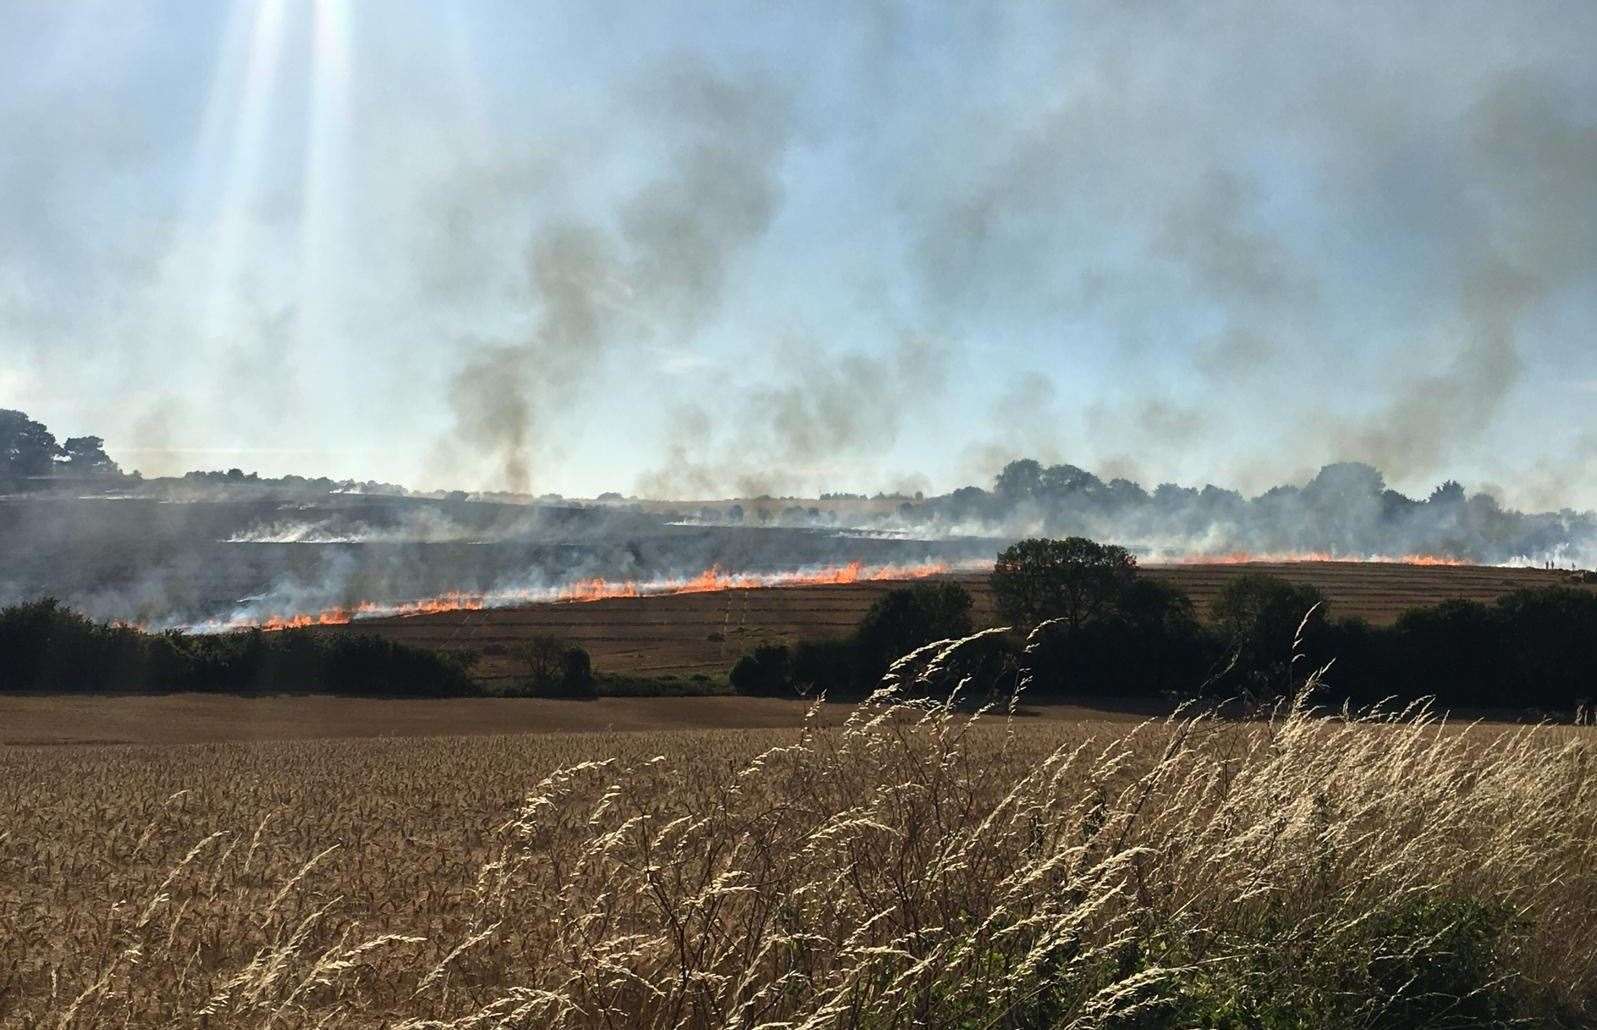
[0,693,1158,747]
[6,564,1597,1026]
[4,666,1596,1027]
[317,561,1579,684]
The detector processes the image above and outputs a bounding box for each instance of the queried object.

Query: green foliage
[852,582,975,685]
[1148,896,1517,1030]
[1022,577,1210,698]
[1210,573,1328,698]
[584,672,729,697]
[729,642,793,696]
[734,583,980,698]
[514,635,596,697]
[0,599,479,696]
[790,638,857,695]
[990,536,1138,630]
[0,409,61,479]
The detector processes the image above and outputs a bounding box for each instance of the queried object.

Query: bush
[1492,587,1597,709]
[1383,599,1505,707]
[990,536,1137,630]
[1210,573,1329,700]
[516,635,596,698]
[1022,578,1213,697]
[0,599,480,696]
[789,638,857,696]
[729,642,792,696]
[1153,895,1515,1028]
[852,583,975,687]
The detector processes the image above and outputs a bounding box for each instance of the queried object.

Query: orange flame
[224,560,958,633]
[1161,551,1470,567]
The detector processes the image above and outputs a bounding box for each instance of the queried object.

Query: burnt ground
[0,493,996,626]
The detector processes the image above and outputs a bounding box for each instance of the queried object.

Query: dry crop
[4,638,1596,1027]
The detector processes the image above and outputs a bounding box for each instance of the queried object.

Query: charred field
[0,491,999,630]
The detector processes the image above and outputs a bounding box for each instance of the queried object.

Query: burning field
[300,558,1578,686]
[218,558,966,632]
[0,492,1001,632]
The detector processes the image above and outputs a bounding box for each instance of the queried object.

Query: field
[5,685,1596,1027]
[6,561,1597,1025]
[318,560,1579,684]
[0,693,1160,747]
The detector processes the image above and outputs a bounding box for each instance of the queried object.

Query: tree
[1021,578,1211,697]
[994,459,1044,501]
[989,537,1137,630]
[60,436,120,476]
[1210,573,1327,697]
[0,410,61,479]
[729,643,792,696]
[517,635,595,697]
[790,639,856,694]
[852,582,975,683]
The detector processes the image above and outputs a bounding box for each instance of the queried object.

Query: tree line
[898,458,1594,567]
[1,409,120,480]
[732,537,1597,715]
[0,599,479,696]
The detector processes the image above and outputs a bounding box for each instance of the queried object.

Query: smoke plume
[440,61,792,493]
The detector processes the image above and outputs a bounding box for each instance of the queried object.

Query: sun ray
[201,0,289,341]
[300,0,353,356]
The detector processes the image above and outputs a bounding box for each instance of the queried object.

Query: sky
[2,1,1595,507]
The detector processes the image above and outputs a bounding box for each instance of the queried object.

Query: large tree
[60,436,121,476]
[0,410,61,479]
[989,537,1138,630]
[1210,573,1327,695]
[852,582,975,682]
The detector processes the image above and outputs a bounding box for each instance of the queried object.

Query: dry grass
[4,645,1597,1026]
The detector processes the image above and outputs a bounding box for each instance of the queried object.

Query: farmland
[4,690,1595,1026]
[316,560,1581,684]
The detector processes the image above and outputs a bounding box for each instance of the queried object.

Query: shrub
[1021,578,1213,698]
[1210,573,1329,700]
[729,642,792,696]
[790,638,857,695]
[851,582,975,687]
[0,599,481,695]
[516,635,596,697]
[990,536,1137,630]
[1492,587,1597,709]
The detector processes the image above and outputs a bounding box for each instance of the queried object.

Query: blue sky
[3,1,1594,506]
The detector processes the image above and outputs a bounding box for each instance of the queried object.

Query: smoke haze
[1,2,1594,507]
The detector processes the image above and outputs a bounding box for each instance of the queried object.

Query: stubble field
[319,560,1576,684]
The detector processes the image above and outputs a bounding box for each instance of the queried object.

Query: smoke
[439,61,792,494]
[635,335,951,498]
[883,455,1597,567]
[958,372,1068,483]
[892,4,1597,504]
[4,4,1595,506]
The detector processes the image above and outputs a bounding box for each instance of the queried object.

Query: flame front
[220,560,958,633]
[192,552,1480,634]
[1161,551,1470,566]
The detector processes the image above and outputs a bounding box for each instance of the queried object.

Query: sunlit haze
[4,1,1594,506]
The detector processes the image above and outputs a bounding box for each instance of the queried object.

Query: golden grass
[5,645,1596,1027]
